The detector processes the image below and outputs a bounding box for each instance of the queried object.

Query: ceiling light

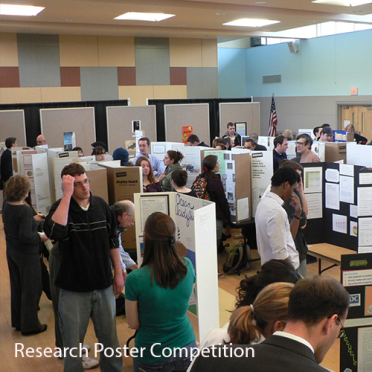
[114,12,175,22]
[0,4,45,16]
[312,0,372,6]
[223,18,280,27]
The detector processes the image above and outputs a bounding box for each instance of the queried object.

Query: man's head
[296,133,313,154]
[61,163,90,202]
[271,167,300,201]
[274,135,288,155]
[138,137,150,155]
[282,129,293,141]
[249,133,259,142]
[36,134,47,146]
[187,134,200,146]
[319,127,333,142]
[345,124,355,133]
[112,200,135,229]
[91,141,108,152]
[5,137,17,149]
[244,138,256,150]
[287,275,349,363]
[227,122,236,136]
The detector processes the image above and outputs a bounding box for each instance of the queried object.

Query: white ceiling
[0,0,372,41]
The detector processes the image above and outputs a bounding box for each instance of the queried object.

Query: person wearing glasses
[111,200,138,278]
[295,134,320,163]
[189,275,349,372]
[44,163,123,372]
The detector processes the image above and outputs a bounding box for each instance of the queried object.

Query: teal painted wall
[218,29,372,98]
[218,47,247,98]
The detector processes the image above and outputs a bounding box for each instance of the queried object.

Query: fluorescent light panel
[0,4,45,16]
[312,0,372,6]
[223,18,280,27]
[114,12,175,22]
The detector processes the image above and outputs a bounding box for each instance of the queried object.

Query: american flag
[268,96,277,137]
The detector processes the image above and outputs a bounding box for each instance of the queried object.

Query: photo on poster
[304,167,322,193]
[226,162,234,171]
[153,144,167,154]
[224,153,230,160]
[132,120,141,132]
[350,221,358,237]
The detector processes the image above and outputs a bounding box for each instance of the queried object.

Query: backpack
[222,242,250,275]
[191,177,211,200]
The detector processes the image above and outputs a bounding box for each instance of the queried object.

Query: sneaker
[218,272,225,279]
[82,356,99,370]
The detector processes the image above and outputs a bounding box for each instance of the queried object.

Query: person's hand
[290,193,301,215]
[39,232,49,242]
[113,271,124,295]
[33,214,44,223]
[61,175,75,197]
[297,176,304,194]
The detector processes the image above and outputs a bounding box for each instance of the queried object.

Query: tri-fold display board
[134,192,219,342]
[302,162,372,253]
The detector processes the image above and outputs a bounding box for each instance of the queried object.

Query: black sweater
[44,194,119,292]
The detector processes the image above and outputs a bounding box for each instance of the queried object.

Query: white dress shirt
[132,153,165,177]
[255,191,299,269]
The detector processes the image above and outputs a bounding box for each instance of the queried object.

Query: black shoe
[21,324,47,336]
[306,254,317,264]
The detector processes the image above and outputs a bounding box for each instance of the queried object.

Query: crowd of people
[0,124,362,372]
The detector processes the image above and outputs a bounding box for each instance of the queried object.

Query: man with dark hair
[223,122,241,147]
[273,135,288,171]
[190,275,349,372]
[255,167,301,270]
[345,124,368,144]
[44,163,123,372]
[187,134,209,147]
[1,137,17,188]
[296,134,320,163]
[244,138,257,150]
[111,200,138,275]
[319,127,333,142]
[132,137,165,177]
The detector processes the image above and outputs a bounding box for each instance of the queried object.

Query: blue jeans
[59,286,122,372]
[133,340,197,372]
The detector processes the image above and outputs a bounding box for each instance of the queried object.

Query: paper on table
[304,167,322,193]
[357,187,372,217]
[358,217,372,247]
[332,214,347,234]
[325,183,340,210]
[340,163,354,177]
[340,175,354,204]
[306,193,322,219]
[237,197,249,220]
[325,168,339,183]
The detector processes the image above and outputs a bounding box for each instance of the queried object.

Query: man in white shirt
[189,275,349,372]
[132,137,165,177]
[255,167,301,270]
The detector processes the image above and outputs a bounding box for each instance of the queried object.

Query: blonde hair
[227,282,294,344]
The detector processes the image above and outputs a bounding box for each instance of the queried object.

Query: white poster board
[257,136,275,151]
[347,143,372,167]
[134,192,219,342]
[312,141,325,162]
[31,153,51,214]
[251,151,274,217]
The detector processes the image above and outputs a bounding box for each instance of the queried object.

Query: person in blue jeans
[125,212,197,372]
[44,163,123,372]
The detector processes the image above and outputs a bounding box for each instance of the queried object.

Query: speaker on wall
[287,41,298,53]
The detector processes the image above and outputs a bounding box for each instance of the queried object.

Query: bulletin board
[40,107,96,155]
[106,105,157,154]
[0,110,27,146]
[164,103,209,144]
[219,102,260,138]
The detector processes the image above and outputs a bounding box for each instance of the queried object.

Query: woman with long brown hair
[125,212,196,372]
[135,156,162,192]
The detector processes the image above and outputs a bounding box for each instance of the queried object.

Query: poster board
[347,143,372,167]
[219,102,260,139]
[40,107,96,157]
[0,110,27,147]
[134,192,219,342]
[340,253,372,372]
[257,136,274,151]
[106,105,156,154]
[164,104,210,144]
[86,168,109,204]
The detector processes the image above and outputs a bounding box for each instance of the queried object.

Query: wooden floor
[0,216,341,372]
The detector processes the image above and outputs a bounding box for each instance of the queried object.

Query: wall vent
[263,75,281,84]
